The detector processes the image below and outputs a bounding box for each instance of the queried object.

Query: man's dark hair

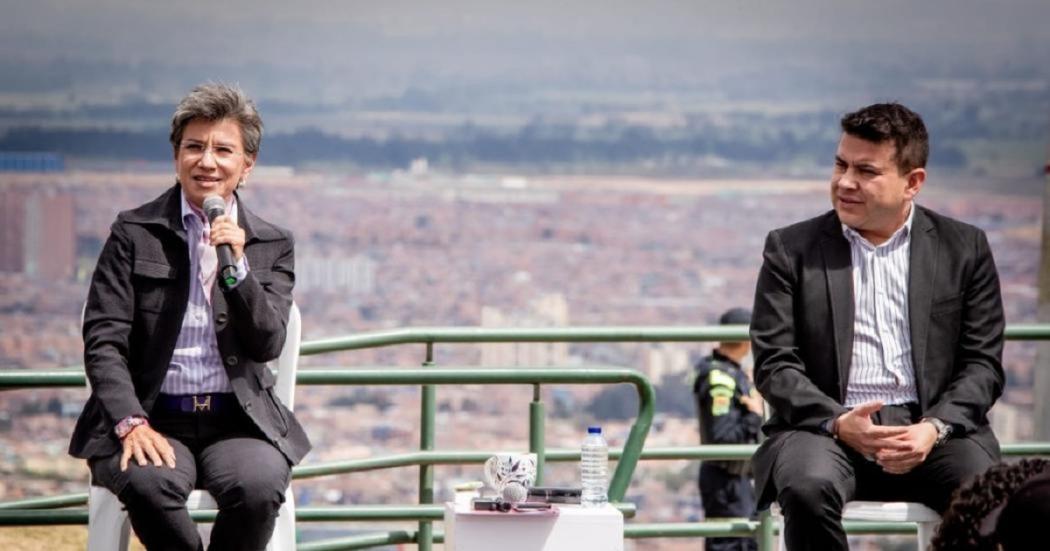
[840,103,929,174]
[932,458,1050,551]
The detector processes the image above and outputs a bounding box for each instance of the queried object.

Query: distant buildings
[296,254,377,294]
[0,152,64,173]
[480,293,571,367]
[990,401,1032,444]
[0,189,75,280]
[645,344,691,385]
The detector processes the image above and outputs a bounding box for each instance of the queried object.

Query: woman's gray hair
[169,83,263,157]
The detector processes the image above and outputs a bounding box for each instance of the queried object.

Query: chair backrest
[272,301,301,411]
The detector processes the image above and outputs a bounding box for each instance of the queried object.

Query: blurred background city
[1,1,1049,549]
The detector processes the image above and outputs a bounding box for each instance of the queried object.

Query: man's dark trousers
[89,400,291,551]
[773,404,995,551]
[700,463,758,551]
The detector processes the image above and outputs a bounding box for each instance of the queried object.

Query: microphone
[202,195,239,288]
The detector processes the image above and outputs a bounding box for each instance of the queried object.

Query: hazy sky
[5,1,1048,56]
[1,1,1048,106]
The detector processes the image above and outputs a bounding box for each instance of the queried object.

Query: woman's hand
[209,214,246,261]
[120,424,176,471]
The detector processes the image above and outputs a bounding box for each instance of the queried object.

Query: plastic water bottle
[580,426,609,507]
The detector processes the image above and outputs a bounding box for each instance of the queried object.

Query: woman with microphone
[70,83,310,551]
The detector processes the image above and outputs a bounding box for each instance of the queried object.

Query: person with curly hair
[932,458,1050,550]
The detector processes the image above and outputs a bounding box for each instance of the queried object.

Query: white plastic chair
[842,501,940,550]
[774,500,940,551]
[86,302,302,551]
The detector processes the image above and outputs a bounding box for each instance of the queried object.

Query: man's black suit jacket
[69,185,311,465]
[749,205,1004,507]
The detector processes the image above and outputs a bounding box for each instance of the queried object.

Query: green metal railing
[296,324,1050,353]
[0,366,654,551]
[2,323,1050,550]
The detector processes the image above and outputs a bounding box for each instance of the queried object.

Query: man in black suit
[69,84,310,551]
[749,103,1004,550]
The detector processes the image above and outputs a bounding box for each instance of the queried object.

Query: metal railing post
[608,375,655,502]
[418,342,435,551]
[529,383,545,485]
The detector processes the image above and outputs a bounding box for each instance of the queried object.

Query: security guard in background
[694,307,763,551]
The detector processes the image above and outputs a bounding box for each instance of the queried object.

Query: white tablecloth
[443,501,624,551]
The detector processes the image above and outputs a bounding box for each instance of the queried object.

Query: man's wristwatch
[821,416,840,439]
[923,417,953,446]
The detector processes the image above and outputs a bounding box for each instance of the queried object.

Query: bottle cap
[587,426,601,434]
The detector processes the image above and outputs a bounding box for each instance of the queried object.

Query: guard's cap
[719,307,752,326]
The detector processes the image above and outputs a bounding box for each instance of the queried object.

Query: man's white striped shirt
[842,205,918,407]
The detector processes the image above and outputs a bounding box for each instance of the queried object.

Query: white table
[443,501,624,551]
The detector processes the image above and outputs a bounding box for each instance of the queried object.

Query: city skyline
[0,166,1043,549]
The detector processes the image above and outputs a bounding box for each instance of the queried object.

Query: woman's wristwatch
[114,416,148,439]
